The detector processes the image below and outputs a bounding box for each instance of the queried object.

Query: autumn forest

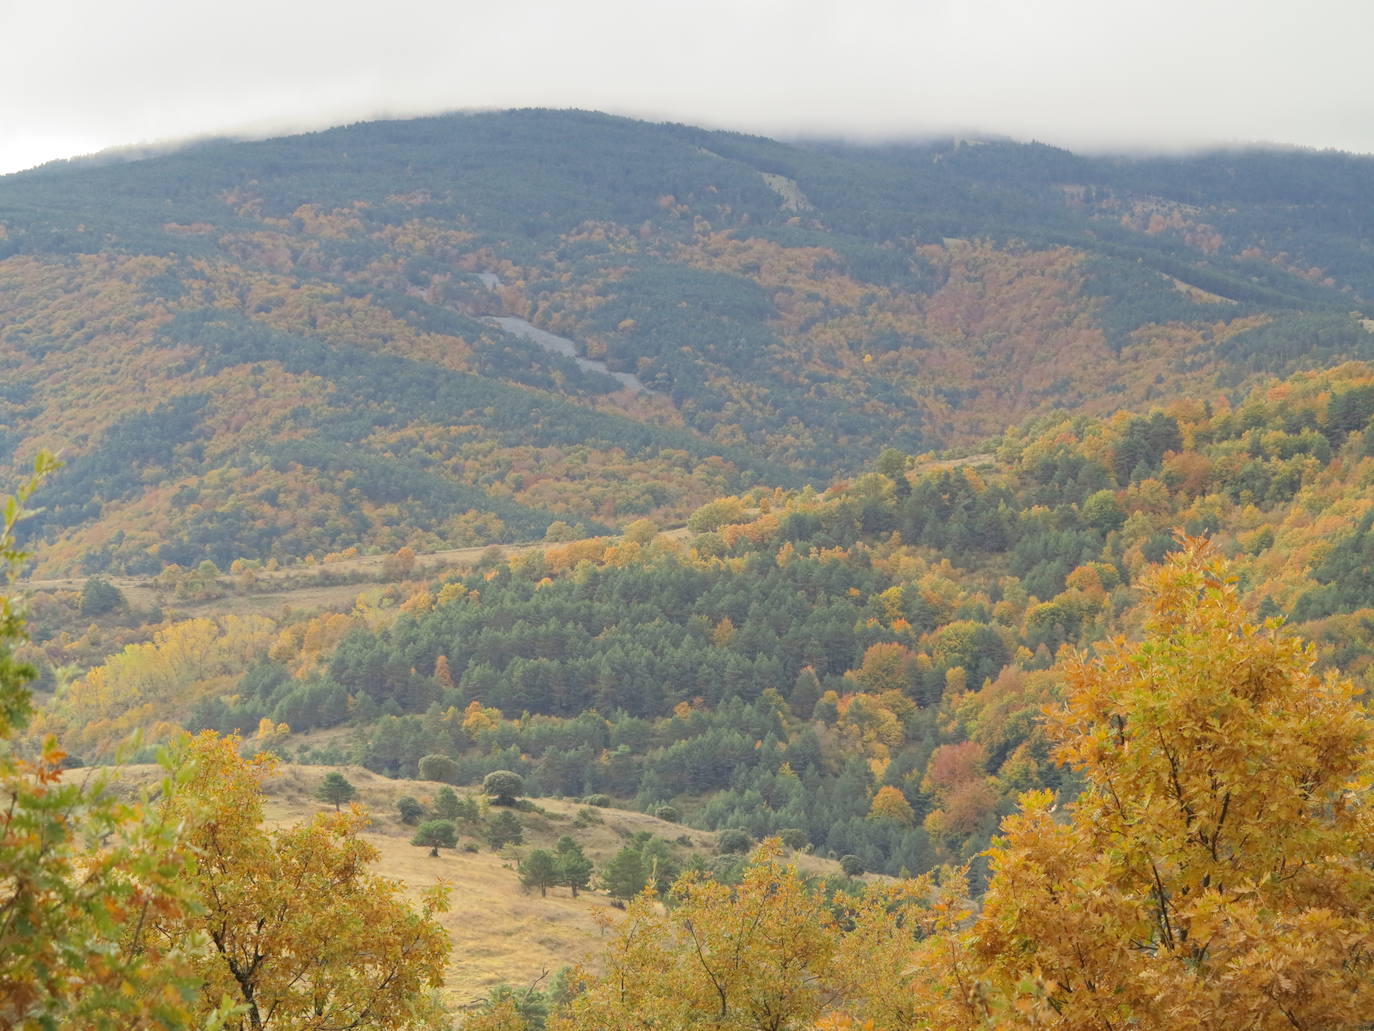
[3,110,1374,1029]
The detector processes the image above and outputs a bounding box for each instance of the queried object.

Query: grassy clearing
[24,530,692,621]
[76,760,849,1010]
[262,763,705,1006]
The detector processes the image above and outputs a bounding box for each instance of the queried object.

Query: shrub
[716,829,752,854]
[418,754,460,784]
[80,577,126,616]
[572,807,603,828]
[396,796,425,825]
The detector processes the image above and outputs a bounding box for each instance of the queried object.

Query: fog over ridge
[3,0,1372,174]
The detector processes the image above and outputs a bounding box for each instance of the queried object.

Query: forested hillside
[32,359,1374,878]
[12,495,1372,1029]
[4,110,1374,574]
[6,110,1374,1029]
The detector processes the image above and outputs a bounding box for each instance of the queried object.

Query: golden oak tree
[555,845,845,1031]
[553,843,947,1031]
[37,614,277,758]
[868,784,916,825]
[154,732,452,1031]
[959,538,1374,1030]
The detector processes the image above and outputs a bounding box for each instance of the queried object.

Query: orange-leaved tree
[153,732,452,1031]
[553,843,846,1031]
[958,537,1374,1029]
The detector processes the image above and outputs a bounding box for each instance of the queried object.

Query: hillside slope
[35,361,1374,883]
[4,110,1374,574]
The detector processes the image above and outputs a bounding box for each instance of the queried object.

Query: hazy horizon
[12,104,1369,180]
[4,0,1373,176]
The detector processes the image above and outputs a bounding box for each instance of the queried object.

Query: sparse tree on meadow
[601,846,647,901]
[555,836,594,897]
[316,771,356,810]
[411,820,458,858]
[483,770,525,806]
[432,785,463,822]
[519,849,560,897]
[487,809,523,850]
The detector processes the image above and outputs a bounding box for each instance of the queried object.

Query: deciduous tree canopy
[952,539,1374,1029]
[1,457,217,1030]
[156,732,452,1031]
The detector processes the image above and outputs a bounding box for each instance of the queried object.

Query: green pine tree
[519,849,560,897]
[316,771,356,811]
[487,809,523,850]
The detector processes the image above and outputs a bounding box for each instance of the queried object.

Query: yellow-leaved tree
[3,461,452,1031]
[549,842,962,1031]
[2,456,231,1030]
[154,731,452,1031]
[954,538,1374,1029]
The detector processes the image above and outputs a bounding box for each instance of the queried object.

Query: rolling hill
[3,110,1374,576]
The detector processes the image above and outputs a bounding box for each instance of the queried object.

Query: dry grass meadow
[24,529,694,621]
[265,763,706,1008]
[78,760,849,1012]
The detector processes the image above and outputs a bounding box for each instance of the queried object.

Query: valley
[4,109,1374,1029]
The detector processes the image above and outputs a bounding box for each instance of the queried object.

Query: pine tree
[601,846,647,901]
[555,836,594,897]
[519,849,559,897]
[486,810,523,849]
[316,771,356,810]
[432,786,463,821]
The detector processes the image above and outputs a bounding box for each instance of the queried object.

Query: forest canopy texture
[6,112,1374,1028]
[544,541,1374,1031]
[7,111,1374,576]
[7,454,1373,1028]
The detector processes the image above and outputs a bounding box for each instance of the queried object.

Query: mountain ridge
[4,108,1374,574]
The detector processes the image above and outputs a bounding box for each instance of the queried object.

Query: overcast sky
[3,0,1373,175]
